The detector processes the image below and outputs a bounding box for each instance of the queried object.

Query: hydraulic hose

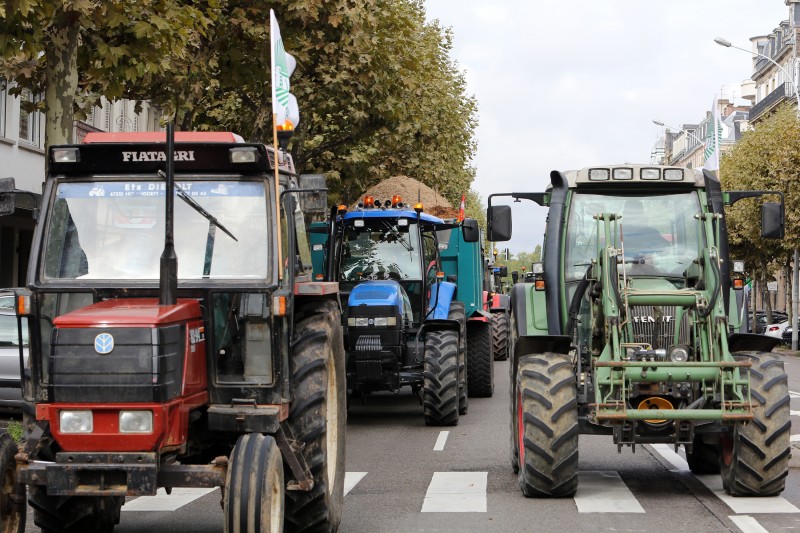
[566,266,592,337]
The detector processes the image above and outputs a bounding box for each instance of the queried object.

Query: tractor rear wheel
[29,486,122,533]
[423,329,460,426]
[686,435,720,475]
[509,314,519,474]
[516,352,578,497]
[467,320,494,397]
[284,300,346,532]
[720,351,790,496]
[449,302,468,415]
[491,312,510,361]
[0,432,24,533]
[224,433,283,533]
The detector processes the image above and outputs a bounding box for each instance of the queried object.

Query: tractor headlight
[119,411,154,434]
[668,345,690,363]
[60,410,93,434]
[355,317,369,327]
[374,317,388,327]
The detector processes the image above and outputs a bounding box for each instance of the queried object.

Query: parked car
[763,318,790,340]
[0,307,27,411]
[752,310,788,334]
[782,325,797,346]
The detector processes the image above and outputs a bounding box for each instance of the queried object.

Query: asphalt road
[14,352,800,532]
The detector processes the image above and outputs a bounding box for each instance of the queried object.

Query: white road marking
[791,434,800,443]
[695,475,800,514]
[421,472,487,513]
[573,471,645,513]
[122,487,218,512]
[434,431,449,451]
[790,410,800,417]
[790,391,800,398]
[650,444,689,472]
[729,515,770,533]
[344,472,367,496]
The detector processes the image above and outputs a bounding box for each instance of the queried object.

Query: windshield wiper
[380,220,412,251]
[158,171,238,242]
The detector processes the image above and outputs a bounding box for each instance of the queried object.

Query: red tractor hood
[53,298,202,328]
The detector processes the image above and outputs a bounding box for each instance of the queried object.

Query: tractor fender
[510,283,548,336]
[428,281,457,320]
[727,333,781,353]
[490,293,510,313]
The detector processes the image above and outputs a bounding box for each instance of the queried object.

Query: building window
[0,78,6,138]
[18,89,40,146]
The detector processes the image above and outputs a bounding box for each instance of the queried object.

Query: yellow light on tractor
[637,396,673,424]
[338,204,348,214]
[534,279,545,291]
[363,196,375,208]
[277,119,294,132]
[733,278,744,290]
[413,203,424,213]
[273,295,287,317]
[392,195,402,207]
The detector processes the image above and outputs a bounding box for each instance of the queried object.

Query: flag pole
[273,113,283,281]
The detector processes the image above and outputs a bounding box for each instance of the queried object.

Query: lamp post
[652,119,704,143]
[715,36,800,350]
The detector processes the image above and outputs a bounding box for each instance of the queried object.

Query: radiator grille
[628,305,690,348]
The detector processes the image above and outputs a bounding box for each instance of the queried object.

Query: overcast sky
[423,0,790,253]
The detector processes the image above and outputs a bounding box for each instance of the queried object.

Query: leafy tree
[1,0,477,210]
[721,102,800,317]
[0,0,213,146]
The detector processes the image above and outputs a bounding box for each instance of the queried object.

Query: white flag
[703,95,721,172]
[270,10,299,128]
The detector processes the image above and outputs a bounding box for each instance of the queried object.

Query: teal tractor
[487,165,790,498]
[313,195,494,425]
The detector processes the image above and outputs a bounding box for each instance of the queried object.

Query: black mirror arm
[487,192,547,208]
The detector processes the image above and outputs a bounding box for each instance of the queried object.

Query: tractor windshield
[339,219,422,282]
[565,191,703,280]
[42,180,270,280]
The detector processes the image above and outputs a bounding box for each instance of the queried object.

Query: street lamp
[652,119,704,144]
[715,36,800,350]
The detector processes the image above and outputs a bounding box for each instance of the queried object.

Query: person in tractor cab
[620,199,670,258]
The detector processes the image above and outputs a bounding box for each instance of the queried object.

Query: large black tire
[449,302,468,416]
[0,433,24,533]
[509,314,519,474]
[423,329,460,426]
[720,351,791,496]
[491,312,510,361]
[29,487,122,533]
[224,433,284,533]
[516,353,578,498]
[467,320,494,398]
[284,300,347,532]
[686,435,720,475]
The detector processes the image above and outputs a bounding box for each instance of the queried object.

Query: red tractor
[0,128,345,532]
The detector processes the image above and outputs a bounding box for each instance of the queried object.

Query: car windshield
[339,220,421,281]
[565,191,703,280]
[0,315,27,346]
[42,180,271,280]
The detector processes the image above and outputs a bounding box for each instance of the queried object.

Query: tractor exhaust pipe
[160,123,178,306]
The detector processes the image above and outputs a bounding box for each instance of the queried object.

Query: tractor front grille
[355,335,382,353]
[628,305,690,349]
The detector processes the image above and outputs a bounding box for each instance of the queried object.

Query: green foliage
[5,420,23,443]
[721,102,800,282]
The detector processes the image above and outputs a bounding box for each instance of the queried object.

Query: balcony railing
[750,82,794,122]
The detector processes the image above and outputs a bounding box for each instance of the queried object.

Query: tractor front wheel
[467,320,494,397]
[423,329,460,426]
[449,302,468,415]
[0,433,24,533]
[516,352,578,497]
[284,300,347,532]
[686,434,720,475]
[720,351,791,496]
[29,487,122,533]
[224,434,284,533]
[491,312,510,361]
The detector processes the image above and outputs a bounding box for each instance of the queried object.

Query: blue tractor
[316,195,483,425]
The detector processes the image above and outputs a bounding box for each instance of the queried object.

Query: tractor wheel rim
[721,433,733,467]
[327,355,339,492]
[270,460,283,533]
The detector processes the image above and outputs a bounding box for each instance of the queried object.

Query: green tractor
[488,165,790,498]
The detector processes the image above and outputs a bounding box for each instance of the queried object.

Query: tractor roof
[342,209,443,225]
[562,165,705,188]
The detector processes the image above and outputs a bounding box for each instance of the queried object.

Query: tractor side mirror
[487,205,512,242]
[761,202,784,239]
[498,266,508,277]
[461,218,479,242]
[298,174,328,214]
[0,178,15,216]
[511,270,519,283]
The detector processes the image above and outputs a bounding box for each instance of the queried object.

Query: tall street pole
[715,37,800,350]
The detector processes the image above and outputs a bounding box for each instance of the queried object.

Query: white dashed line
[122,487,218,512]
[344,472,367,496]
[434,431,449,451]
[729,515,770,533]
[573,471,645,513]
[695,475,800,514]
[421,472,487,512]
[650,444,689,472]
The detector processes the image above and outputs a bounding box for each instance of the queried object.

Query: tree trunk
[44,15,79,151]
